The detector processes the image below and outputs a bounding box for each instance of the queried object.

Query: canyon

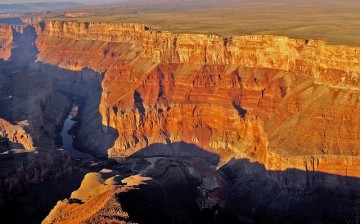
[32,20,360,176]
[0,18,360,223]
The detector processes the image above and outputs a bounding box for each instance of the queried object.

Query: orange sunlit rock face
[0,25,16,60]
[21,20,360,177]
[0,118,33,150]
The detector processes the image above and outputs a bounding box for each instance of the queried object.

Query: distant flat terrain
[24,0,360,46]
[0,2,81,14]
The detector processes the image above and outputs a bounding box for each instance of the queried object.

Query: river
[60,105,92,159]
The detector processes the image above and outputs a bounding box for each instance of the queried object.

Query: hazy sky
[0,0,77,3]
[0,0,126,4]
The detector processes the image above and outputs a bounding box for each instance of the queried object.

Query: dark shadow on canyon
[130,141,220,165]
[0,25,118,223]
[118,142,242,224]
[115,142,360,224]
[0,24,118,154]
[219,158,360,224]
[0,62,118,223]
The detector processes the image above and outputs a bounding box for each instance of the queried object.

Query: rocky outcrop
[25,20,360,178]
[0,25,13,60]
[0,118,33,150]
[43,154,231,224]
[42,170,131,224]
[42,146,360,224]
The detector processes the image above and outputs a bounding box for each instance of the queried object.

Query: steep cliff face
[0,25,13,60]
[0,62,69,149]
[0,23,103,224]
[0,118,33,150]
[0,24,36,64]
[0,23,116,154]
[29,20,360,177]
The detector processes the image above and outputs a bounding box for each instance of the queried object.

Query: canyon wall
[0,24,36,65]
[0,25,13,60]
[0,149,72,196]
[3,20,360,178]
[0,118,33,151]
[0,23,113,224]
[0,23,116,154]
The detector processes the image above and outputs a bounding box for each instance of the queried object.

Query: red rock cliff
[0,25,24,60]
[23,20,360,177]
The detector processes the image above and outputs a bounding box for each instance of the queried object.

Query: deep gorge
[0,19,360,223]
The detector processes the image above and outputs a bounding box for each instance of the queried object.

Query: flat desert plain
[43,0,360,46]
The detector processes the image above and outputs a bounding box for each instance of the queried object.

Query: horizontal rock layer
[2,20,360,177]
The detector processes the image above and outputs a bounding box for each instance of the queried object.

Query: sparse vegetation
[33,0,360,46]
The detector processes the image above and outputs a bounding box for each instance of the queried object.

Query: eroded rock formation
[0,23,113,223]
[25,20,360,177]
[42,146,360,224]
[0,118,33,150]
[43,154,234,224]
[1,19,360,223]
[0,25,13,60]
